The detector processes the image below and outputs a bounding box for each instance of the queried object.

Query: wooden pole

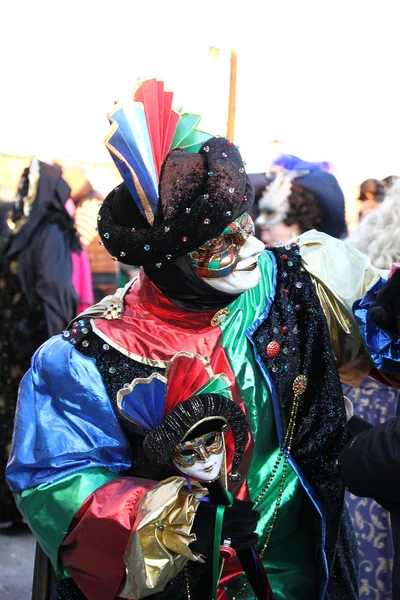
[227,48,238,141]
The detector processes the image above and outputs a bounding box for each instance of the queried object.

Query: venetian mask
[172,430,224,482]
[191,213,265,294]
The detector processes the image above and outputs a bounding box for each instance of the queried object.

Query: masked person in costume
[250,155,347,246]
[6,79,400,600]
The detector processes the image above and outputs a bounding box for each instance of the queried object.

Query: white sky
[1,0,400,190]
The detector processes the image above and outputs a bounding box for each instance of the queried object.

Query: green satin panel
[14,467,120,577]
[220,252,318,599]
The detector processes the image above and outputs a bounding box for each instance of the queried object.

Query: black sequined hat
[97,79,253,268]
[143,393,249,480]
[98,139,254,267]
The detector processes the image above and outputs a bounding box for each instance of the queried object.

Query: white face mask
[203,235,265,294]
[172,430,224,482]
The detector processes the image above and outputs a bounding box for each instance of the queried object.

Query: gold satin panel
[120,477,208,599]
[297,230,388,386]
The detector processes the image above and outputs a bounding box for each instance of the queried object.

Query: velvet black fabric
[144,254,240,312]
[253,243,358,599]
[97,137,254,268]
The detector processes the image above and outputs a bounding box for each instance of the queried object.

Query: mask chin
[173,450,224,482]
[198,234,264,294]
[203,263,262,294]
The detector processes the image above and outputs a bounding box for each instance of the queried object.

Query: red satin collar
[93,271,221,362]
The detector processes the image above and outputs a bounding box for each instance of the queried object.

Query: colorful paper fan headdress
[98,78,254,268]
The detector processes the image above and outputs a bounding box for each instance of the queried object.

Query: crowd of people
[0,79,399,600]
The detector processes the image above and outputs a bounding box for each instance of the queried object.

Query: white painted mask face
[203,235,265,294]
[191,213,265,294]
[172,430,224,482]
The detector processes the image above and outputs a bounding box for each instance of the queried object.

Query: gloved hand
[190,498,260,557]
[369,270,400,336]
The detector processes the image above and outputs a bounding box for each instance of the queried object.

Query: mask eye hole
[180,449,195,457]
[205,434,217,447]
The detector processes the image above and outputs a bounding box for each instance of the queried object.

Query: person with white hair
[347,179,400,269]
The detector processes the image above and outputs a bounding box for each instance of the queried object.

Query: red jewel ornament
[266,341,280,357]
[227,141,233,146]
[281,326,289,334]
[182,236,188,242]
[242,195,247,201]
[282,288,289,295]
[281,254,288,261]
[71,328,78,336]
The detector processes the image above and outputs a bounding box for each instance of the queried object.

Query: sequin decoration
[251,241,351,583]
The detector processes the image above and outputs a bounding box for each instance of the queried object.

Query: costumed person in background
[342,182,400,599]
[249,155,347,246]
[6,79,400,600]
[62,165,119,303]
[0,159,79,527]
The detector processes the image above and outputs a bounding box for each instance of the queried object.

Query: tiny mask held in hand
[172,430,224,482]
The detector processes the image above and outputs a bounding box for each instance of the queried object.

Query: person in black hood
[0,159,79,526]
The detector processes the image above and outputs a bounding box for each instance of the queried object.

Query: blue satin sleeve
[353,278,400,374]
[6,335,132,492]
